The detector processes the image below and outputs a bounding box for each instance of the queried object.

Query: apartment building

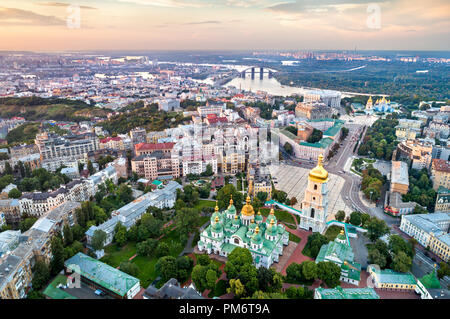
[400,212,450,262]
[295,101,331,120]
[35,132,98,162]
[431,159,450,190]
[134,142,175,157]
[131,151,180,180]
[130,127,147,145]
[435,186,450,213]
[19,180,91,217]
[0,201,81,299]
[390,161,409,195]
[85,181,181,247]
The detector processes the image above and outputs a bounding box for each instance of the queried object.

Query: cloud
[36,2,98,10]
[0,7,66,26]
[115,0,213,8]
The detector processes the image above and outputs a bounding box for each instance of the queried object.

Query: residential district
[0,53,449,300]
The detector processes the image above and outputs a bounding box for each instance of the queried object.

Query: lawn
[324,225,344,241]
[101,242,137,268]
[260,208,296,225]
[193,199,216,211]
[101,227,187,289]
[43,275,77,300]
[289,232,301,243]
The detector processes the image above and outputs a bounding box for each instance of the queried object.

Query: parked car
[94,289,106,296]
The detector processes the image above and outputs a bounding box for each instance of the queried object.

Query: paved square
[269,163,352,218]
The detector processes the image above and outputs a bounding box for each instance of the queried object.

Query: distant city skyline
[0,0,449,51]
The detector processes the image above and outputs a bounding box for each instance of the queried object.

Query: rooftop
[65,253,140,297]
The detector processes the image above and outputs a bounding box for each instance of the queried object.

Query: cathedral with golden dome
[299,154,331,233]
[197,195,289,268]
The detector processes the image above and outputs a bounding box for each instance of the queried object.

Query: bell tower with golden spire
[299,154,330,233]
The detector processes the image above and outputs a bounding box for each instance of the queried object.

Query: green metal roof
[300,137,334,149]
[368,266,417,285]
[316,286,380,299]
[65,253,140,297]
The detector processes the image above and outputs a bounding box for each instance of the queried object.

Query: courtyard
[269,163,352,217]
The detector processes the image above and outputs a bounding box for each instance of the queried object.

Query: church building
[197,196,289,268]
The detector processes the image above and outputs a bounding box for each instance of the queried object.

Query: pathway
[280,228,313,275]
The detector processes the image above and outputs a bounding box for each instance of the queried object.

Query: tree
[256,192,268,204]
[155,256,178,283]
[19,217,37,232]
[317,261,341,288]
[119,261,140,277]
[284,142,293,155]
[32,260,50,290]
[197,254,211,266]
[136,238,158,256]
[87,160,95,175]
[63,224,73,246]
[391,251,412,273]
[367,217,389,242]
[302,233,329,259]
[156,242,170,258]
[91,229,107,252]
[307,129,323,143]
[437,262,450,279]
[368,249,387,268]
[285,262,304,283]
[302,261,318,281]
[27,291,46,299]
[335,210,346,222]
[349,211,362,226]
[206,269,218,290]
[50,236,65,275]
[8,188,21,199]
[117,184,133,204]
[227,279,245,298]
[175,207,201,238]
[224,247,253,279]
[216,184,244,211]
[114,222,127,247]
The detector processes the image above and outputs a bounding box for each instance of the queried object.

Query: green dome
[248,222,257,230]
[211,215,222,233]
[228,205,236,215]
[232,215,240,226]
[212,221,223,233]
[336,230,346,241]
[255,211,263,221]
[251,226,263,245]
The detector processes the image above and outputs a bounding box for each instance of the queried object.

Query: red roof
[135,142,175,151]
[100,137,122,143]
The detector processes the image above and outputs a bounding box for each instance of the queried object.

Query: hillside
[0,97,109,122]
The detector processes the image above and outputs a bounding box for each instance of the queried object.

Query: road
[279,122,399,229]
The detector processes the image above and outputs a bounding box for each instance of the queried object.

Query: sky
[0,0,449,51]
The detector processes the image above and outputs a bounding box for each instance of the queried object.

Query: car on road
[94,289,106,296]
[345,196,349,200]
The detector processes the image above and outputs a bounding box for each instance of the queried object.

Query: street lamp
[370,190,373,202]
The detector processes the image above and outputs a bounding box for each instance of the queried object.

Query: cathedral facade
[299,155,331,233]
[197,196,289,268]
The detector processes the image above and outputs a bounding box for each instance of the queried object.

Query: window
[314,184,317,190]
[310,208,315,218]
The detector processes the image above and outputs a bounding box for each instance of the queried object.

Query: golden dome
[229,195,233,207]
[214,215,219,223]
[234,214,238,220]
[309,155,328,183]
[241,195,255,217]
[340,229,344,235]
[215,201,219,212]
[270,218,275,226]
[270,207,275,215]
[255,226,260,234]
